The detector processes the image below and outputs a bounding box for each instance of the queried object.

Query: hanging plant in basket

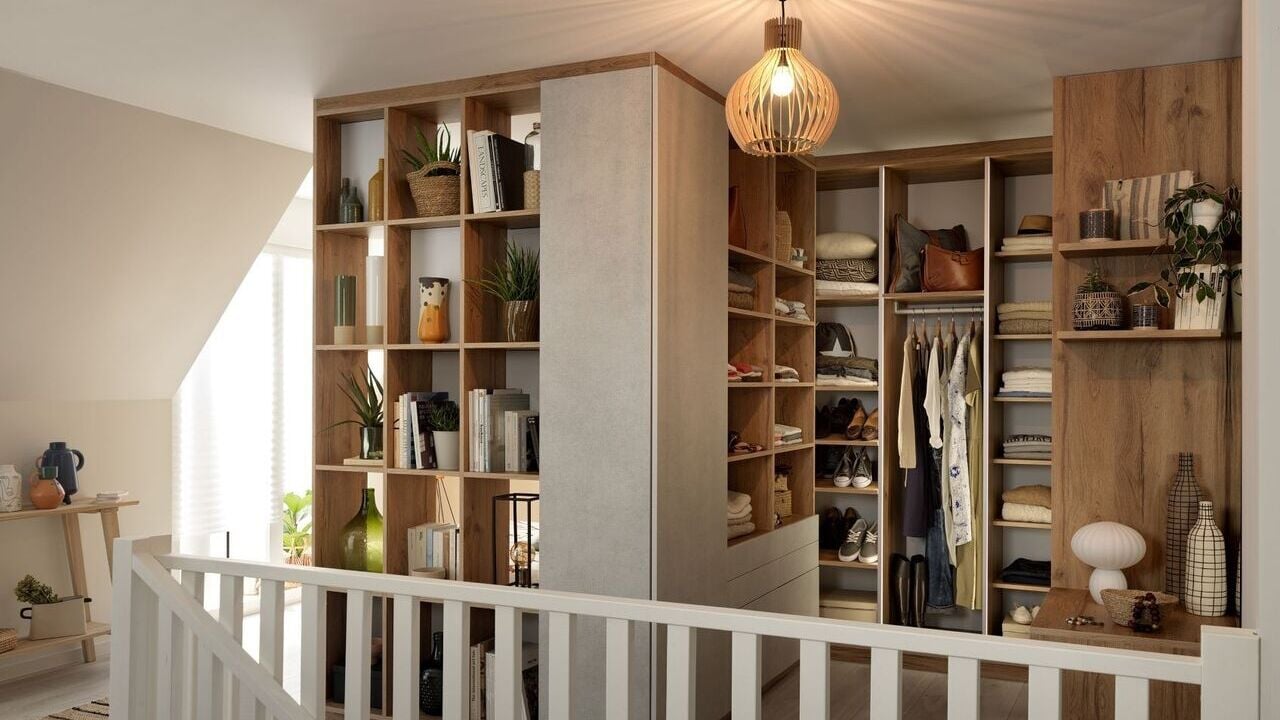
[401,125,462,217]
[1128,182,1242,309]
[1072,266,1124,330]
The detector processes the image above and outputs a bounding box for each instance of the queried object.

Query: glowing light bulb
[771,63,795,97]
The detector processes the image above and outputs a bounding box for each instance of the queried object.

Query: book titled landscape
[466,130,528,213]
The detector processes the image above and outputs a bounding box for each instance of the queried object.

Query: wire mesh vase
[1164,452,1201,599]
[1184,501,1227,616]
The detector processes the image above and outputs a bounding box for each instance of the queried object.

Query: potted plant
[15,575,89,640]
[401,125,462,217]
[470,241,540,342]
[1128,182,1241,329]
[1126,283,1162,330]
[428,401,460,471]
[1071,266,1124,330]
[325,367,384,460]
[282,490,313,566]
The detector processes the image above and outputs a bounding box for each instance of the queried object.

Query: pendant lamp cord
[778,0,787,47]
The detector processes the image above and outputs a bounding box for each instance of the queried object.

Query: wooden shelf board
[774,315,815,327]
[993,520,1052,530]
[1057,239,1168,258]
[816,294,879,307]
[463,209,541,229]
[316,220,386,237]
[463,341,541,351]
[818,548,879,569]
[387,215,462,230]
[816,436,877,447]
[774,441,814,454]
[385,343,461,351]
[815,385,879,393]
[993,395,1051,404]
[727,381,774,389]
[993,458,1052,466]
[385,468,462,478]
[8,621,110,658]
[992,334,1052,341]
[991,582,1051,594]
[728,449,773,463]
[315,344,383,352]
[1056,329,1224,342]
[993,250,1052,263]
[884,290,984,304]
[464,471,539,481]
[815,480,879,495]
[0,499,139,523]
[315,464,382,474]
[728,243,776,265]
[775,262,814,278]
[728,307,776,322]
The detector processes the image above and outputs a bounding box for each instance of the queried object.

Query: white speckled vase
[0,464,21,512]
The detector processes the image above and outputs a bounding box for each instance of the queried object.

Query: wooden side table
[0,499,138,664]
[1029,587,1238,719]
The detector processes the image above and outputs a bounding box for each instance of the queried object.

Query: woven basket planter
[1071,291,1123,330]
[775,211,793,262]
[407,161,460,217]
[1100,589,1177,627]
[774,489,792,518]
[0,627,15,654]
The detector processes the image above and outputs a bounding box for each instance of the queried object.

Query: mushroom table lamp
[1071,521,1147,604]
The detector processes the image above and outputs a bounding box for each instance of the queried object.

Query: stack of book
[394,391,450,469]
[466,130,529,213]
[469,639,537,719]
[467,388,539,472]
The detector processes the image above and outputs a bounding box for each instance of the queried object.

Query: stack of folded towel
[728,362,764,382]
[999,367,1051,397]
[774,422,804,446]
[728,266,757,311]
[1003,434,1051,461]
[997,301,1051,335]
[775,297,811,321]
[815,279,879,298]
[1001,484,1051,524]
[774,364,800,383]
[1001,234,1051,253]
[728,490,755,540]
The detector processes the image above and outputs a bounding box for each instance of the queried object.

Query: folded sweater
[1003,367,1051,381]
[1002,503,1051,524]
[1000,558,1051,586]
[728,521,756,540]
[816,279,879,296]
[728,490,752,515]
[728,504,753,522]
[1001,484,1052,508]
[999,319,1051,335]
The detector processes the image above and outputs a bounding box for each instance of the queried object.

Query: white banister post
[300,585,328,718]
[731,632,762,720]
[217,574,245,717]
[548,611,576,720]
[1114,676,1149,719]
[345,590,374,720]
[110,535,170,720]
[1028,666,1061,720]
[495,605,525,720]
[947,657,980,720]
[665,625,696,720]
[798,640,829,720]
[255,578,286,720]
[605,617,632,720]
[1201,627,1261,719]
[155,597,185,719]
[869,647,902,720]
[443,601,470,720]
[392,595,421,720]
[181,570,205,720]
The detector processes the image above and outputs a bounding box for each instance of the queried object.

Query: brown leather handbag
[922,244,984,292]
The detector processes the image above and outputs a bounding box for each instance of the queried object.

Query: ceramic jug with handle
[39,442,83,504]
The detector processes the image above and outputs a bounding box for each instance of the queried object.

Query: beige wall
[0,69,310,678]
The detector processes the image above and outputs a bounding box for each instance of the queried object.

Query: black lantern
[493,493,539,587]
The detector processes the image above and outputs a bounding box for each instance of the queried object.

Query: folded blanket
[998,312,1052,323]
[1002,484,1052,508]
[1004,451,1052,460]
[1006,434,1052,444]
[817,375,878,388]
[1002,502,1051,524]
[774,423,803,442]
[1000,558,1051,586]
[816,355,879,380]
[1003,444,1052,453]
[775,364,800,380]
[997,302,1052,314]
[997,390,1051,398]
[999,319,1051,335]
[816,279,879,296]
[728,521,757,540]
[1003,368,1051,382]
[728,505,753,522]
[728,490,752,515]
[728,267,757,292]
[817,258,877,283]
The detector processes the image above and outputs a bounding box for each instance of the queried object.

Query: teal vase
[340,488,384,573]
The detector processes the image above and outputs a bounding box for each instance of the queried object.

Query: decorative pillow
[890,215,968,293]
[1103,170,1194,241]
[816,232,877,260]
[817,258,877,283]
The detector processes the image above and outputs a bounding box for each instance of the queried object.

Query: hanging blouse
[898,334,917,470]
[923,336,943,450]
[946,332,974,547]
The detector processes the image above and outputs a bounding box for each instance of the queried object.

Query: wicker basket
[1100,589,1178,627]
[407,161,461,217]
[775,211,793,262]
[523,170,540,210]
[1071,291,1124,330]
[774,467,792,518]
[0,627,15,654]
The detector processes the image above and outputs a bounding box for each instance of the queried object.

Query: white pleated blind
[173,245,313,556]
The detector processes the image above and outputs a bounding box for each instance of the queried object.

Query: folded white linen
[1003,367,1052,381]
[816,374,878,388]
[728,505,753,522]
[728,490,752,515]
[816,280,879,296]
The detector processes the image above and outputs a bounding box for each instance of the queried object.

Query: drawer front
[725,514,818,580]
[743,568,819,683]
[729,541,818,608]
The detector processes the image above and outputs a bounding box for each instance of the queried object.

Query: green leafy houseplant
[400,125,461,176]
[1128,182,1242,307]
[470,242,540,302]
[323,366,385,459]
[14,575,59,605]
[282,490,313,560]
[428,401,460,433]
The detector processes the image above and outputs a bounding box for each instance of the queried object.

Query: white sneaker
[857,523,879,564]
[837,519,869,562]
[833,450,854,488]
[851,448,874,488]
[1012,605,1032,625]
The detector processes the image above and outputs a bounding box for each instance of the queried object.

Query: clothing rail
[893,304,984,316]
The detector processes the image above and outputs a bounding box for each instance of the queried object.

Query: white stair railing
[111,535,1261,720]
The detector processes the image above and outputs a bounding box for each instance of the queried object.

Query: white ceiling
[0,0,1240,156]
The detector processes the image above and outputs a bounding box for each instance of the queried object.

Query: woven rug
[43,698,108,719]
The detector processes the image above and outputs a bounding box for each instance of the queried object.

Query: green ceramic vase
[339,488,384,573]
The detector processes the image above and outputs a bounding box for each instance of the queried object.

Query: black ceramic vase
[40,441,84,504]
[419,631,444,715]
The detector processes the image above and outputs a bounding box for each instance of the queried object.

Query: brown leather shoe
[861,408,879,441]
[845,399,867,439]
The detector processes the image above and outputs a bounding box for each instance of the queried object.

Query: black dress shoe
[891,554,911,626]
[819,507,843,549]
[816,406,832,439]
[910,554,928,628]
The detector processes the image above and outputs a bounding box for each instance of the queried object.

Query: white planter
[1191,198,1224,232]
[0,464,21,512]
[21,597,89,639]
[432,431,459,471]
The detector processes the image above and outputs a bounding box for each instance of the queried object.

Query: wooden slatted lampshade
[726,2,839,157]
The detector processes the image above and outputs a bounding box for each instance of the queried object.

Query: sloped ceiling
[0,1,1240,155]
[0,69,312,402]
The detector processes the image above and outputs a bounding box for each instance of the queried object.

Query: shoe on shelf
[1012,605,1033,625]
[819,507,844,549]
[833,450,855,488]
[816,406,832,439]
[852,448,874,488]
[846,399,868,439]
[1032,605,1041,620]
[837,518,869,562]
[861,408,879,441]
[858,522,879,564]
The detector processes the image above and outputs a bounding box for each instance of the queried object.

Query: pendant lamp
[726,0,839,157]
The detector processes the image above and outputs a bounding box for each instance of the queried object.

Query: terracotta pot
[29,469,65,510]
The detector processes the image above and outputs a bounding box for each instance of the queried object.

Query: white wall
[0,69,310,679]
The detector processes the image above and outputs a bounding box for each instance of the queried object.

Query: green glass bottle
[339,488,384,573]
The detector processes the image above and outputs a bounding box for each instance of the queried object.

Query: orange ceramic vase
[29,467,65,509]
[418,277,450,343]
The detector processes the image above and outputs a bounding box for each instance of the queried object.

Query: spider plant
[325,366,384,430]
[470,241,540,302]
[400,125,461,176]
